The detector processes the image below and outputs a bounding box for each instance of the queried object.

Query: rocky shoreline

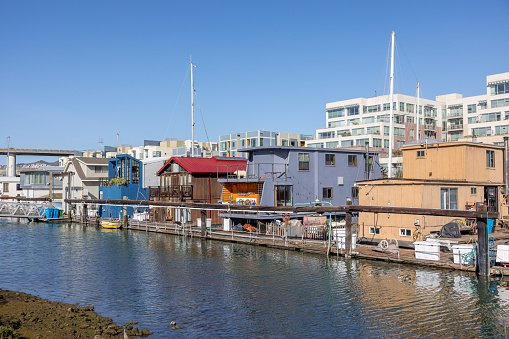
[0,289,152,338]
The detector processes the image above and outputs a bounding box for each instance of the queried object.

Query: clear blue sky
[1,0,508,164]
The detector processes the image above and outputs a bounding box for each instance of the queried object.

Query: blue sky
[1,0,508,164]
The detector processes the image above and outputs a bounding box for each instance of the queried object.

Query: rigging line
[164,64,190,140]
[395,36,419,83]
[193,91,211,148]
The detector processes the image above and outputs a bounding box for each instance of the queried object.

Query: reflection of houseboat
[149,156,247,225]
[219,146,381,228]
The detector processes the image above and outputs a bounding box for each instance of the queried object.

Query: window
[406,103,414,113]
[486,150,495,168]
[3,183,8,192]
[328,120,345,128]
[341,140,353,147]
[472,127,492,137]
[325,141,338,148]
[491,83,509,95]
[323,187,333,199]
[132,151,136,158]
[363,117,375,124]
[351,128,364,136]
[347,106,359,116]
[153,151,161,157]
[351,186,359,198]
[367,126,379,134]
[467,104,476,114]
[327,108,345,119]
[373,138,382,148]
[318,131,335,139]
[299,153,309,170]
[471,187,477,195]
[325,154,335,166]
[399,229,412,237]
[441,188,458,210]
[348,155,357,166]
[363,105,380,113]
[356,138,369,147]
[495,125,509,135]
[399,102,405,111]
[26,172,44,185]
[491,98,509,108]
[369,227,380,235]
[417,150,425,157]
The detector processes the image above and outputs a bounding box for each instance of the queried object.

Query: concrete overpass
[0,148,79,176]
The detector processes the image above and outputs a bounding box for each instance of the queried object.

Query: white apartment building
[219,130,313,157]
[308,71,509,160]
[83,139,219,160]
[307,94,443,151]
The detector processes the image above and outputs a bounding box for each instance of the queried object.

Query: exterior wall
[402,143,504,183]
[0,177,22,197]
[357,181,486,242]
[142,157,171,189]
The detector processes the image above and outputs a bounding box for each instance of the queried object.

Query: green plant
[109,178,127,187]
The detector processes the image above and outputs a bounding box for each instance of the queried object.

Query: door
[484,186,498,212]
[275,185,292,207]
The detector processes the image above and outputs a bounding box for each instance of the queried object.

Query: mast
[388,31,395,178]
[191,59,196,157]
[416,81,420,141]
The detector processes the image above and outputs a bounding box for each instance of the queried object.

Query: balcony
[149,185,193,199]
[448,124,464,131]
[99,177,136,187]
[424,124,436,131]
[218,163,289,182]
[447,112,463,119]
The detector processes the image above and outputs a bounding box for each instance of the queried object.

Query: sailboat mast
[388,31,395,178]
[416,81,420,141]
[191,60,196,157]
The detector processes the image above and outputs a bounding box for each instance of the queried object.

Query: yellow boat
[100,220,122,229]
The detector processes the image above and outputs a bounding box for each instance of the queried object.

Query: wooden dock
[128,220,509,277]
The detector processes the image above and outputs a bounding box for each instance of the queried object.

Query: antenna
[98,137,103,152]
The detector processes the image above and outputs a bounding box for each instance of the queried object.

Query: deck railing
[149,185,193,198]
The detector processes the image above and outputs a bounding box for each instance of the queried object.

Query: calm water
[0,219,508,338]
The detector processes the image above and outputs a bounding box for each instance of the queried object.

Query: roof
[76,157,109,165]
[157,156,247,175]
[238,146,379,154]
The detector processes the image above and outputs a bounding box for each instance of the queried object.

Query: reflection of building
[99,154,148,218]
[357,141,504,242]
[19,166,64,199]
[219,146,381,226]
[150,156,247,225]
[219,130,313,158]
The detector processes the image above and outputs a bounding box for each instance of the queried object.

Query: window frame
[399,228,412,237]
[322,187,333,199]
[325,154,335,166]
[298,153,310,171]
[369,227,380,235]
[441,187,458,210]
[486,150,495,168]
[417,150,425,157]
[348,155,357,166]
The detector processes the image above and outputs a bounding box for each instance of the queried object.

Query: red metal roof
[157,156,247,175]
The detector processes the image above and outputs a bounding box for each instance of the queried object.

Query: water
[0,219,508,338]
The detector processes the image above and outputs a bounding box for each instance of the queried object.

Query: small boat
[100,220,122,229]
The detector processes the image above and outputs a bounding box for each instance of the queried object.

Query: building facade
[219,146,381,227]
[357,141,505,243]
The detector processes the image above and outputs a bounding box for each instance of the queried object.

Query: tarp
[439,221,461,238]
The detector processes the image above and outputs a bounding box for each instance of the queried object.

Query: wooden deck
[128,220,509,277]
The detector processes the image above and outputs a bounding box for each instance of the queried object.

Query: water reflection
[0,219,507,338]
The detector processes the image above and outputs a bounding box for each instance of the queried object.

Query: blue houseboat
[99,154,148,218]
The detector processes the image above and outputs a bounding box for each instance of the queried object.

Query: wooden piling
[345,199,352,257]
[200,209,206,237]
[477,204,489,276]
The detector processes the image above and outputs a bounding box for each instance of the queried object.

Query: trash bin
[206,218,212,229]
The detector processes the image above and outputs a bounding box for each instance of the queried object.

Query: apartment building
[219,130,313,158]
[308,72,509,171]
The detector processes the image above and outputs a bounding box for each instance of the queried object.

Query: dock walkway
[127,220,509,276]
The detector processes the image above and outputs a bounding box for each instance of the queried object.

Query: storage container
[452,244,477,265]
[223,218,231,231]
[206,218,212,229]
[333,228,357,250]
[45,208,52,219]
[496,244,509,264]
[414,241,440,261]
